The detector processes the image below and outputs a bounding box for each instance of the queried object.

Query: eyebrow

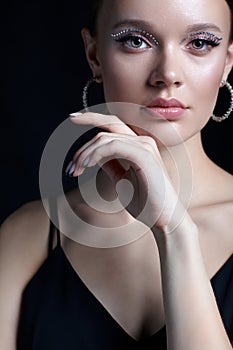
[113,19,155,31]
[112,19,223,34]
[186,23,223,34]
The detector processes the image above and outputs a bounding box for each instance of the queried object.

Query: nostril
[155,80,181,87]
[156,81,166,87]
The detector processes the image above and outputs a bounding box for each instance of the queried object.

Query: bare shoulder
[0,200,50,348]
[1,199,48,231]
[0,199,50,287]
[1,199,50,246]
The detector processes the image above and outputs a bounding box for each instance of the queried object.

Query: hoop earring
[211,80,233,122]
[82,77,102,111]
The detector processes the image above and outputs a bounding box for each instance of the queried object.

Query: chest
[60,204,233,340]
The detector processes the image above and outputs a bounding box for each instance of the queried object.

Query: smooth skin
[1,0,233,349]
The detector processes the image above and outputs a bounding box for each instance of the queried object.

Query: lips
[147,98,186,109]
[146,98,188,120]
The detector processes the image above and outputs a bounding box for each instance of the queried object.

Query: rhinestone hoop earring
[82,77,101,111]
[211,80,233,122]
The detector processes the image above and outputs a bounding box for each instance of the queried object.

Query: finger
[70,112,136,136]
[73,138,144,177]
[73,133,144,173]
[73,132,138,163]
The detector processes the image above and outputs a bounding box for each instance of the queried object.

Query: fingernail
[82,156,90,168]
[69,112,83,118]
[65,161,73,175]
[68,163,76,177]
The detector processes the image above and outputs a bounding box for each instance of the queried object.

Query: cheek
[101,52,148,102]
[186,55,226,115]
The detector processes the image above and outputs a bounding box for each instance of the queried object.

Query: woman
[1,0,233,349]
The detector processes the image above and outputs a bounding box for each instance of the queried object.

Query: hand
[69,112,182,231]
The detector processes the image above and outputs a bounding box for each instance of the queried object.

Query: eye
[111,28,158,51]
[187,38,220,54]
[191,39,207,50]
[126,36,149,49]
[117,34,150,50]
[185,32,222,54]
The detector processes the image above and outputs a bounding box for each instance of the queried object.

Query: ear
[222,42,233,81]
[81,28,102,80]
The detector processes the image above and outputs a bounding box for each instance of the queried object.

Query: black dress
[17,216,233,349]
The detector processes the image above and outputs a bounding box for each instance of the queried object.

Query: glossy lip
[145,98,188,120]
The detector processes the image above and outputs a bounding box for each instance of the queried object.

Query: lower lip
[146,107,186,120]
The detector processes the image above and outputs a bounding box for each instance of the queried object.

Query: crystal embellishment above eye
[111,28,159,46]
[188,31,222,44]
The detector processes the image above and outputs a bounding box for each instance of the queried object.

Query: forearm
[152,216,232,350]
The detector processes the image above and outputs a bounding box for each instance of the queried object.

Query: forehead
[98,0,231,35]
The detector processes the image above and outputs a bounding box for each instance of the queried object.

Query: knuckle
[144,143,154,152]
[142,135,156,145]
[140,136,157,152]
[96,131,108,141]
[108,139,116,149]
[108,139,121,154]
[110,138,121,146]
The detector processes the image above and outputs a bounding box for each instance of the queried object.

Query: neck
[159,132,216,208]
[159,132,203,179]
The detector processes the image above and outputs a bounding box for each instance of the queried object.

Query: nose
[148,44,184,88]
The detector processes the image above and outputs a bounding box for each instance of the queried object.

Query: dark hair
[88,0,233,40]
[226,0,233,39]
[88,0,103,36]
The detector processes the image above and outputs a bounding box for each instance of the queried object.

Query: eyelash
[185,32,222,53]
[114,34,152,50]
[111,29,222,53]
[111,28,158,50]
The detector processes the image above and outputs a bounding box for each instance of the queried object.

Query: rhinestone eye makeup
[111,28,159,46]
[187,31,222,45]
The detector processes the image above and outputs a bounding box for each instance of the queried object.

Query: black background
[1,0,233,223]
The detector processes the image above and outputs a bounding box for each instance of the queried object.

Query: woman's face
[84,0,233,144]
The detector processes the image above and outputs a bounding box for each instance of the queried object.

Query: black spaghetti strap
[48,219,54,255]
[56,224,61,247]
[48,197,61,255]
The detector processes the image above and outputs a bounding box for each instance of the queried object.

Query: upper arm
[0,201,49,349]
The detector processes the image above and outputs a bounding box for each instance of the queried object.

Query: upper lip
[146,98,187,109]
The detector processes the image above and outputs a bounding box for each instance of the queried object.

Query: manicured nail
[65,161,73,175]
[69,112,83,118]
[68,163,76,177]
[82,156,90,168]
